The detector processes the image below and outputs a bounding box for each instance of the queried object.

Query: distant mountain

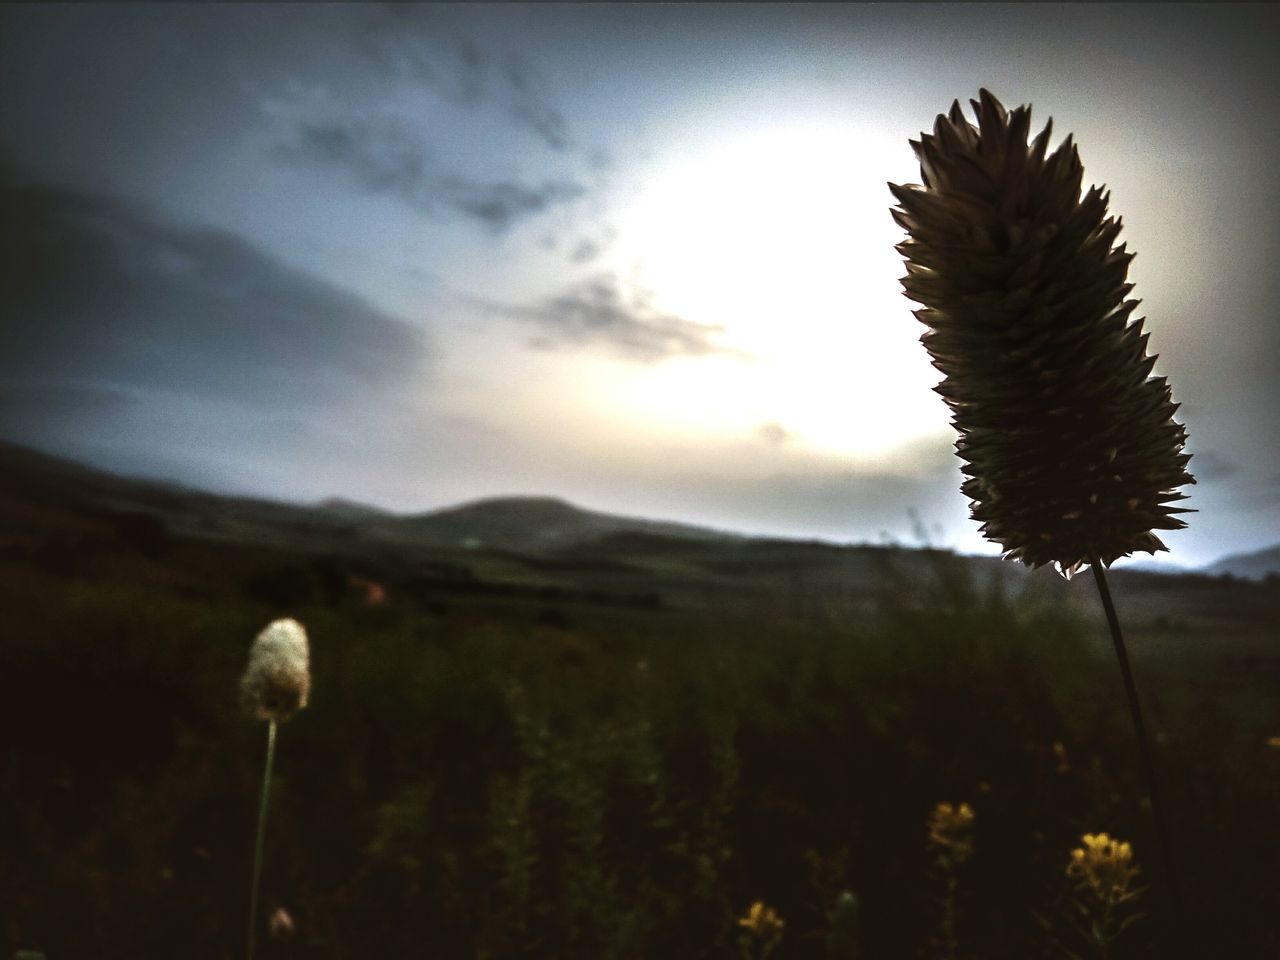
[379,495,738,551]
[1203,545,1280,581]
[0,439,366,550]
[1112,557,1188,576]
[5,439,1276,635]
[0,441,736,555]
[316,497,393,522]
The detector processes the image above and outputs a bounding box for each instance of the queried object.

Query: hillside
[1203,543,1280,581]
[3,438,1280,959]
[0,441,735,556]
[379,495,739,551]
[1,439,1275,651]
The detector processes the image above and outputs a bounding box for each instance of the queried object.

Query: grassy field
[2,447,1278,959]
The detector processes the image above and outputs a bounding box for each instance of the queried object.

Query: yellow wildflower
[927,801,976,864]
[1052,740,1071,774]
[1066,832,1141,905]
[738,900,785,939]
[737,900,785,960]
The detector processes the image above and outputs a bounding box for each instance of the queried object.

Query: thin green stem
[247,719,277,960]
[1087,556,1182,920]
[943,872,959,960]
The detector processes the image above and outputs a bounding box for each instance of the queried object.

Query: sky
[2,3,1277,569]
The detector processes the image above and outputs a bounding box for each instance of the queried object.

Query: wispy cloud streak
[355,4,574,152]
[484,274,747,363]
[268,112,584,231]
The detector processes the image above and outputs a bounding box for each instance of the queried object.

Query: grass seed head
[889,89,1194,577]
[240,618,311,722]
[268,906,296,941]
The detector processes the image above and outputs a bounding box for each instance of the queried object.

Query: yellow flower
[1052,740,1071,774]
[927,801,976,863]
[1066,831,1141,904]
[738,900,785,939]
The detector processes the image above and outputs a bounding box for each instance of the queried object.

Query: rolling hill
[379,495,739,551]
[3,438,1276,636]
[0,440,736,557]
[1203,544,1280,581]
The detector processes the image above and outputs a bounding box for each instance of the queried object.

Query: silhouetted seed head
[240,618,311,722]
[890,90,1194,578]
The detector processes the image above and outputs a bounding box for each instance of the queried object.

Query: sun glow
[608,119,948,457]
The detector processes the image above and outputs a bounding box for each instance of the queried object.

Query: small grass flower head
[240,617,311,722]
[268,905,296,941]
[927,801,976,864]
[1067,832,1141,905]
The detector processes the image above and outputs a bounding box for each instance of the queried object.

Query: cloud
[566,226,617,265]
[437,176,585,232]
[0,175,428,419]
[568,237,604,264]
[496,50,572,152]
[585,433,971,548]
[487,273,745,363]
[1187,449,1238,482]
[711,468,959,541]
[0,380,138,428]
[269,111,584,231]
[756,422,790,447]
[355,5,574,152]
[251,8,611,243]
[286,117,429,200]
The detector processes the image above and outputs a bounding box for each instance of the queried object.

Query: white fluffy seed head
[240,618,311,722]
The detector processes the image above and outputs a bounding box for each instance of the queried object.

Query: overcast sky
[2,3,1277,568]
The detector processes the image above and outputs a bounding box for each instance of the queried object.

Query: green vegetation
[1,445,1278,958]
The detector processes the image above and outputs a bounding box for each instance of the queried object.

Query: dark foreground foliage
[1,529,1278,960]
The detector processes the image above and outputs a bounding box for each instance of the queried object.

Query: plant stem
[943,872,959,960]
[1087,555,1182,916]
[247,719,277,960]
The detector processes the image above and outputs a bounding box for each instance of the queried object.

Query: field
[2,443,1278,959]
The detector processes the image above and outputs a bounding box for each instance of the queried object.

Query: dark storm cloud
[355,4,574,152]
[0,174,427,421]
[489,274,744,363]
[271,113,584,232]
